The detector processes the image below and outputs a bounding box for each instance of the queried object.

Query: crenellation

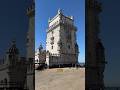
[26,2,35,16]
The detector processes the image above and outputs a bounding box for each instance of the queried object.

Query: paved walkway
[35,68,85,90]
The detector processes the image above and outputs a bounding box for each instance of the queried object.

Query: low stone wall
[46,53,77,67]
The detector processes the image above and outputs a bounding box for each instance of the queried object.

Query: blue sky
[35,0,85,63]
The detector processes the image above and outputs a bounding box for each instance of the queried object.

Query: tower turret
[5,40,19,65]
[57,8,62,14]
[38,44,43,52]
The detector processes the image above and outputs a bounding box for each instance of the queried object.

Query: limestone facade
[46,9,79,67]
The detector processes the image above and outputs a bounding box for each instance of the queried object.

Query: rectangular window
[51,46,53,49]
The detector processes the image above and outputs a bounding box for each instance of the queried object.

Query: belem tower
[35,9,79,68]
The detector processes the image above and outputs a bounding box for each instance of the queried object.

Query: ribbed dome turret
[7,40,19,55]
[39,44,43,52]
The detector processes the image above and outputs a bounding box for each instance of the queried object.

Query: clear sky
[35,0,85,63]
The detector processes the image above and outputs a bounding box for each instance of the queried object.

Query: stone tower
[46,9,79,67]
[86,0,106,89]
[26,0,35,90]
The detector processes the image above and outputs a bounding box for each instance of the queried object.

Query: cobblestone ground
[35,68,85,90]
